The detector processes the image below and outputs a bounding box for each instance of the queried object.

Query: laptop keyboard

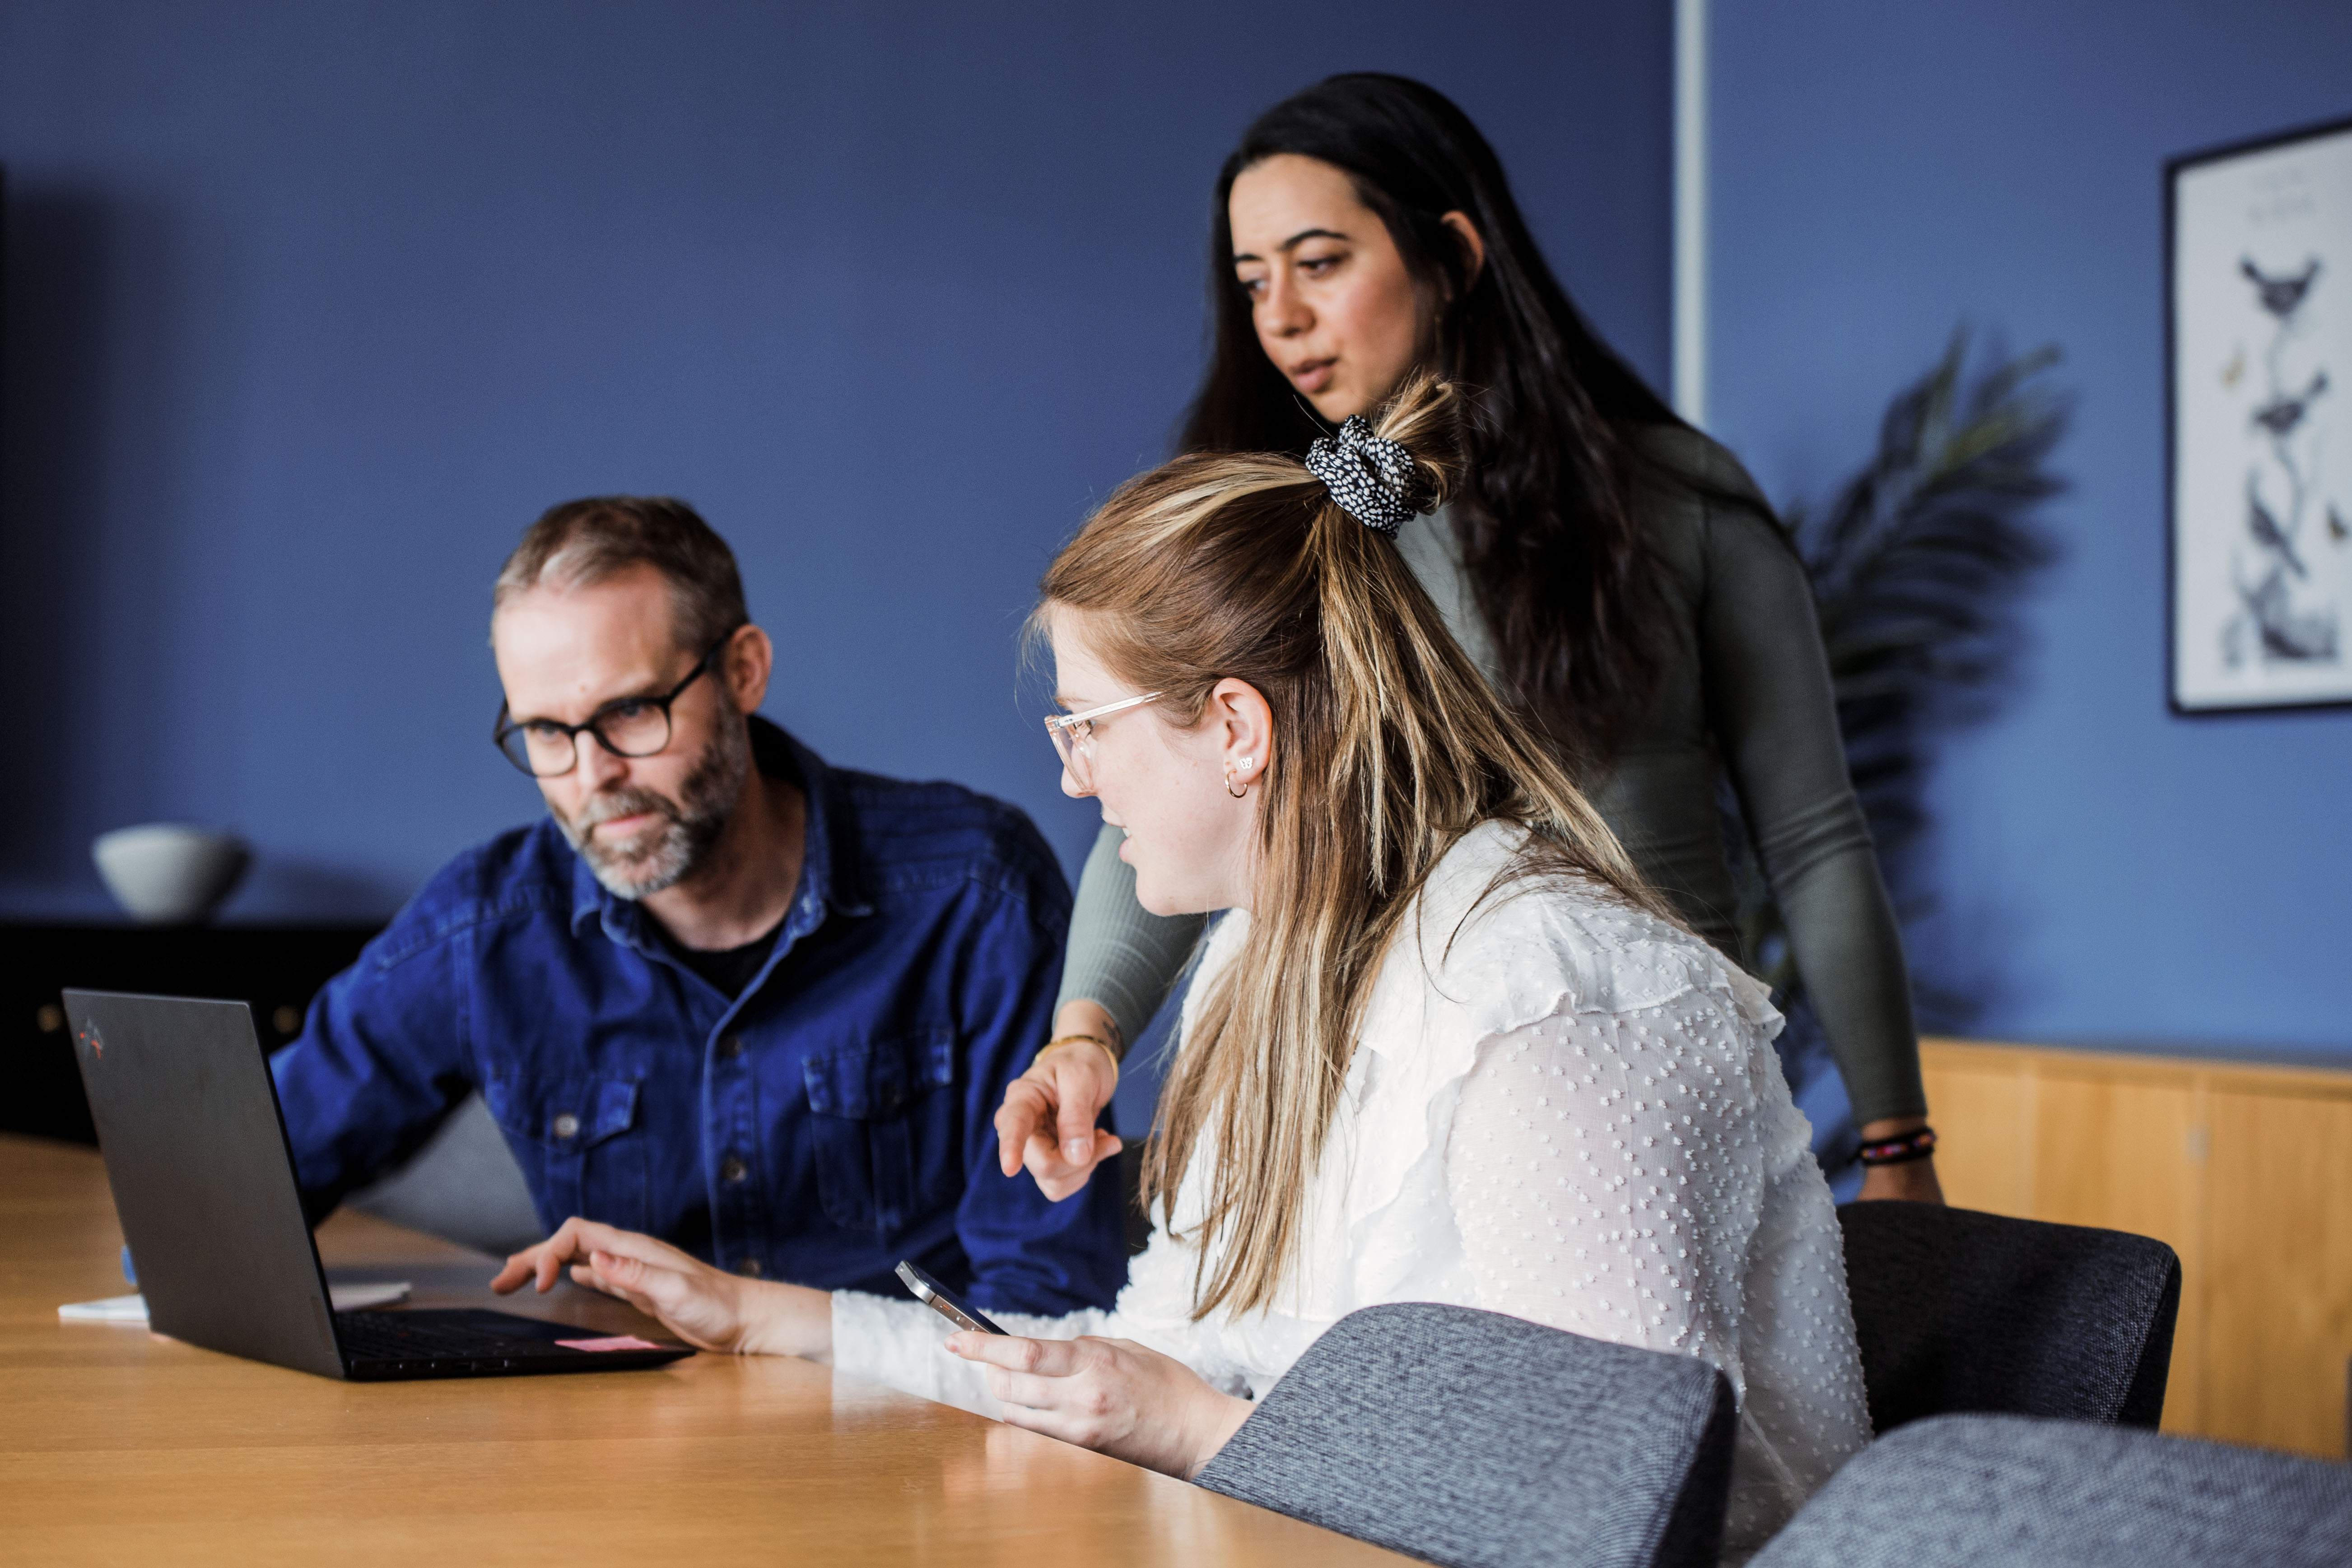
[335,1310,550,1362]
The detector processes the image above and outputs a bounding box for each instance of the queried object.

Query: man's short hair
[494,496,749,653]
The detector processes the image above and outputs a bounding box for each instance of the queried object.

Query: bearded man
[271,497,1125,1316]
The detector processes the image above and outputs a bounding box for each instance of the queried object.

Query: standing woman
[1001,73,1942,1205]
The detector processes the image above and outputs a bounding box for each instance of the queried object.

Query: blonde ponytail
[1041,377,1664,1318]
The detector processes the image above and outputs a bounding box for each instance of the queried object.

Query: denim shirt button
[722,1156,750,1184]
[717,1033,746,1060]
[736,1257,764,1278]
[552,1112,581,1140]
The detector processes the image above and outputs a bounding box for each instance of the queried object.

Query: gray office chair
[1749,1412,2352,1568]
[1839,1201,2180,1432]
[345,1091,544,1257]
[1195,1303,1735,1568]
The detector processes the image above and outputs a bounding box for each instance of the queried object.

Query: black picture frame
[2166,112,2352,716]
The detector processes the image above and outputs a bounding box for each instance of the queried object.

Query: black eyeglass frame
[492,629,743,777]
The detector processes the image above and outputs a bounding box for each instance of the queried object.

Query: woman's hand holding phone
[945,1330,1251,1480]
[491,1216,833,1360]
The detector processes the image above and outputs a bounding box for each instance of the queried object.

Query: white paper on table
[60,1281,411,1322]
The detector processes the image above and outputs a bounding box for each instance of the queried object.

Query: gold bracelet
[1038,1033,1120,1090]
[1047,1026,1122,1064]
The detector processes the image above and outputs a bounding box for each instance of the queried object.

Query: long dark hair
[1180,73,1681,769]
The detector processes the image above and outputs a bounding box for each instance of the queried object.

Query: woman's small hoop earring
[1225,771,1248,799]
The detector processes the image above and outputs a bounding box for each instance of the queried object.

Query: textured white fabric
[833,821,1869,1554]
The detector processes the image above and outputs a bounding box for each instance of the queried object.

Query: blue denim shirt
[272,719,1125,1315]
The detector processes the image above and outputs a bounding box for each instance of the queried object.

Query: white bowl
[92,824,251,924]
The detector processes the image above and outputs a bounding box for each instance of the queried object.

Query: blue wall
[1708,0,2352,1059]
[13,2,2343,1070]
[0,1,1671,919]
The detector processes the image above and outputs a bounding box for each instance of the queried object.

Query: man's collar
[756,717,876,924]
[566,715,874,944]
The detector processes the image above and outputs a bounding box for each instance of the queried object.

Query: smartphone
[896,1261,1009,1335]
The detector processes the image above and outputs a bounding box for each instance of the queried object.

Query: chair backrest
[346,1091,545,1257]
[1194,1302,1736,1568]
[1749,1412,2352,1568]
[1839,1201,2179,1432]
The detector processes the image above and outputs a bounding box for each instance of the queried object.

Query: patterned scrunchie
[1304,415,1420,538]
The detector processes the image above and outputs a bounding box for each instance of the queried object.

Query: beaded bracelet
[1856,1126,1937,1166]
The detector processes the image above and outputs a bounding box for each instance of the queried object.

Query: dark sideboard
[1,921,382,1145]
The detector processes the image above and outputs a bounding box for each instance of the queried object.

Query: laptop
[62,988,694,1382]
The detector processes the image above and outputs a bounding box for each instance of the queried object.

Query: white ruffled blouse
[833,821,1870,1555]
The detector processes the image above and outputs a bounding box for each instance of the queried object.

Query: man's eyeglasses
[1044,691,1160,795]
[494,632,740,778]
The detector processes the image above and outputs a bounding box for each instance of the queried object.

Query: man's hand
[490,1216,831,1359]
[995,1001,1123,1201]
[1854,1116,1946,1204]
[947,1331,1252,1480]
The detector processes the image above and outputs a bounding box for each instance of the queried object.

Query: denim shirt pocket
[802,1029,956,1235]
[484,1075,648,1236]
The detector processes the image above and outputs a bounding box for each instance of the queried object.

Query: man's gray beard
[556,716,751,900]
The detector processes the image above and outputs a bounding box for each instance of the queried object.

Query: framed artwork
[2168,114,2352,713]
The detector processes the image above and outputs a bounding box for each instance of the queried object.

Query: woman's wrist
[1038,1033,1120,1088]
[738,1279,835,1360]
[1181,1386,1256,1480]
[1858,1114,1927,1136]
[1854,1113,1946,1203]
[1051,999,1126,1064]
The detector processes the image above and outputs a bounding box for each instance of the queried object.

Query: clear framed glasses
[1044,691,1160,794]
[492,632,740,778]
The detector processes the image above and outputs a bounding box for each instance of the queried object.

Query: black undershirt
[661,918,785,1000]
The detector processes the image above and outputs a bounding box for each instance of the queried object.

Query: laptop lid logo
[77,1023,103,1059]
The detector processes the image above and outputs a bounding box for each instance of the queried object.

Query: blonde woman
[494,382,1868,1558]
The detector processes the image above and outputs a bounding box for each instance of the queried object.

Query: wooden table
[0,1134,1404,1565]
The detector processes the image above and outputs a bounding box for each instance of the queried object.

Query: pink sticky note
[556,1335,664,1352]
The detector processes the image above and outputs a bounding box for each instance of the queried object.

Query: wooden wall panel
[1919,1038,2352,1459]
[2203,1085,2352,1458]
[2030,1072,2207,1434]
[1919,1048,2030,1215]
